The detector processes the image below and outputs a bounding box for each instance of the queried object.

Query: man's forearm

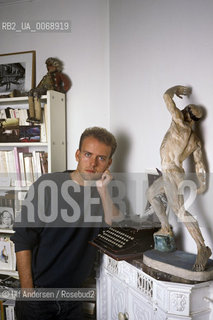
[16,250,34,288]
[99,188,124,225]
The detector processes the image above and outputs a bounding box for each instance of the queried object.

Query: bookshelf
[0,90,67,280]
[0,90,66,174]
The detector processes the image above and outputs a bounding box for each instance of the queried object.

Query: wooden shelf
[0,229,14,234]
[0,142,48,147]
[0,94,47,104]
[0,270,18,277]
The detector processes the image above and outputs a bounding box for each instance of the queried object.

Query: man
[147,85,211,272]
[12,127,123,319]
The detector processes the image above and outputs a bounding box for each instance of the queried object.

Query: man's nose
[90,156,97,167]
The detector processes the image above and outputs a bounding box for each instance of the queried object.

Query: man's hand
[96,170,124,225]
[165,85,192,99]
[96,170,112,193]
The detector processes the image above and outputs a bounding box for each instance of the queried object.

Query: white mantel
[96,253,213,320]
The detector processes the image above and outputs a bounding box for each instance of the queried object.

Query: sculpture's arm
[193,142,207,194]
[163,85,191,123]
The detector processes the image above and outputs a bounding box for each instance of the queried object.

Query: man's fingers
[102,170,112,183]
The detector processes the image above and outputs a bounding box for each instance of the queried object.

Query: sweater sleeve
[11,177,46,252]
[11,227,42,252]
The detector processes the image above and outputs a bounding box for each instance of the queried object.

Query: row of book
[0,105,48,143]
[0,301,15,320]
[0,274,19,319]
[0,108,29,126]
[0,148,48,187]
[0,193,15,212]
[0,233,17,320]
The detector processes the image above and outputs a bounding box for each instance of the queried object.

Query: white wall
[109,0,213,255]
[0,0,110,169]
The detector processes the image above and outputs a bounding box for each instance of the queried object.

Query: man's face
[75,136,112,181]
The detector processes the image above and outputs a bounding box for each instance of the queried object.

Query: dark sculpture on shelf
[27,57,71,123]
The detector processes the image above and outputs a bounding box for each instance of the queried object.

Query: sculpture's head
[45,57,63,72]
[183,104,203,123]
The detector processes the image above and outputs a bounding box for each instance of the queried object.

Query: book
[13,109,20,120]
[18,109,29,126]
[0,152,10,187]
[5,306,15,320]
[18,152,26,187]
[32,151,38,182]
[5,151,17,187]
[0,109,6,120]
[9,109,15,119]
[0,300,5,320]
[40,152,48,174]
[40,108,47,143]
[23,153,34,186]
[13,148,21,187]
[0,192,15,210]
[32,151,42,180]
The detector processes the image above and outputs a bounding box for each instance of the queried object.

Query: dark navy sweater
[11,172,105,288]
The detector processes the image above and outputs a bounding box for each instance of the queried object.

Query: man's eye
[84,152,91,157]
[99,156,106,161]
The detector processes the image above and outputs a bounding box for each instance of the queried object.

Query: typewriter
[89,225,159,260]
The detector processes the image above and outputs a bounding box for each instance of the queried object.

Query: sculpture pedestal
[154,234,176,252]
[143,250,213,284]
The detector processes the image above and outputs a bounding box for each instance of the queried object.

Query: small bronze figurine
[28,57,71,122]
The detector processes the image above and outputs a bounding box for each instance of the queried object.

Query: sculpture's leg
[146,176,173,236]
[164,171,212,271]
[34,97,42,122]
[193,246,211,271]
[28,96,35,119]
[179,210,211,271]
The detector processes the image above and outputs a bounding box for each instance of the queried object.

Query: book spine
[40,152,48,174]
[0,151,10,187]
[23,153,34,186]
[13,147,21,187]
[5,151,14,187]
[0,300,4,320]
[18,152,26,187]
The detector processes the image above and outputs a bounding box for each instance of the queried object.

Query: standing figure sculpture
[28,57,71,122]
[147,85,211,272]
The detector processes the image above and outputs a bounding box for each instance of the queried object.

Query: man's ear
[75,149,80,162]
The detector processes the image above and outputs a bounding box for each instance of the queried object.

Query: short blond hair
[79,127,117,158]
